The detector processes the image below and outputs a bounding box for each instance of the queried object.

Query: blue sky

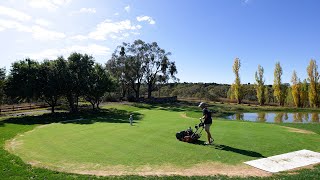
[1,0,320,84]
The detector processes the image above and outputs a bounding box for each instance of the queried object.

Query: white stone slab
[244,149,320,173]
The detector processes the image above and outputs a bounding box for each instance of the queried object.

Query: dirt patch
[5,138,23,153]
[4,124,50,153]
[283,127,316,134]
[23,161,272,177]
[180,113,193,119]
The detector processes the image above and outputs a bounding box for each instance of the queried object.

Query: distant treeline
[0,40,178,112]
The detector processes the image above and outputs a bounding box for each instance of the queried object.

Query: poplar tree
[255,65,266,105]
[300,79,308,107]
[232,58,242,104]
[273,62,286,106]
[307,59,319,107]
[291,70,301,107]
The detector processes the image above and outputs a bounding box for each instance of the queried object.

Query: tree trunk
[136,84,140,99]
[51,105,55,113]
[147,83,153,99]
[67,94,76,113]
[91,102,95,110]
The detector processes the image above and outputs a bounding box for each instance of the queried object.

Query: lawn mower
[176,118,204,143]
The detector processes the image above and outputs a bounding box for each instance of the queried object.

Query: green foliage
[138,40,177,98]
[291,71,301,107]
[232,58,243,104]
[37,60,62,113]
[285,87,294,106]
[85,63,115,109]
[255,65,266,105]
[0,67,5,105]
[273,62,287,106]
[300,79,309,107]
[5,59,39,103]
[307,59,319,107]
[107,40,178,100]
[4,53,114,113]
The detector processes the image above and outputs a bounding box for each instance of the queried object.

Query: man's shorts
[204,123,212,131]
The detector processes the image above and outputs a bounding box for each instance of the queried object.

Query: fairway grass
[5,105,320,176]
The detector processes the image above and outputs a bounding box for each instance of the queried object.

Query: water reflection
[226,112,320,123]
[311,113,319,123]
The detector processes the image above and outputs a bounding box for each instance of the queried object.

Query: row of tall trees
[229,58,320,108]
[106,40,178,100]
[4,53,114,113]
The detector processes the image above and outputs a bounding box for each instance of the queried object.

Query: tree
[5,59,39,103]
[85,63,114,109]
[107,46,131,99]
[66,53,95,112]
[120,42,146,99]
[291,70,301,107]
[140,40,177,98]
[307,59,319,107]
[0,68,5,106]
[255,65,266,105]
[232,58,242,104]
[300,79,308,107]
[37,60,62,113]
[273,62,286,106]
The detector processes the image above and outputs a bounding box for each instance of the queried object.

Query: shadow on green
[2,109,143,125]
[192,140,266,158]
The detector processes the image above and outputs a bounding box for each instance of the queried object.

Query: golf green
[6,105,320,176]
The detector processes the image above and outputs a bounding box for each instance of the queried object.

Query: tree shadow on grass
[2,109,143,125]
[193,141,265,158]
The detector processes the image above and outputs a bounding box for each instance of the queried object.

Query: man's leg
[204,124,212,143]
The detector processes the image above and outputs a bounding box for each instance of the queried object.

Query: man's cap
[198,102,206,107]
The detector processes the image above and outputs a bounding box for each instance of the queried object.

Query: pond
[225,112,320,123]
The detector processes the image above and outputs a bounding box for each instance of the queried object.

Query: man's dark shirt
[203,108,212,124]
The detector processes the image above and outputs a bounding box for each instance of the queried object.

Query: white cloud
[79,8,96,13]
[28,0,72,10]
[114,12,119,16]
[0,5,32,21]
[131,32,140,35]
[0,19,31,32]
[70,8,96,15]
[0,19,65,41]
[70,35,88,41]
[89,20,141,40]
[136,16,155,25]
[124,5,130,13]
[31,25,66,40]
[23,44,110,59]
[35,18,51,27]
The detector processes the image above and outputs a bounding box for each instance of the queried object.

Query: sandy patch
[34,162,272,177]
[283,127,316,134]
[180,113,194,119]
[5,138,23,152]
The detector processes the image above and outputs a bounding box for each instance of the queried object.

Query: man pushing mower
[198,102,214,145]
[176,102,214,145]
